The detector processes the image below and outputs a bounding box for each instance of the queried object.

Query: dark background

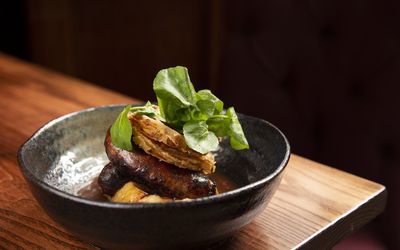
[1,1,399,249]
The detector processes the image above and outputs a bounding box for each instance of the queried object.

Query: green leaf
[110,105,133,150]
[130,101,165,122]
[153,66,197,123]
[183,121,219,154]
[206,115,231,137]
[226,107,249,150]
[190,106,209,121]
[176,107,192,122]
[196,89,223,115]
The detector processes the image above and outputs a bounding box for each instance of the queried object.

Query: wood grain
[0,54,386,249]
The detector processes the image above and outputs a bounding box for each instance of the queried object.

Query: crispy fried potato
[111,182,147,203]
[140,195,172,203]
[111,181,173,203]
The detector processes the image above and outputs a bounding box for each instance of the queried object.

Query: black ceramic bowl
[17,105,290,250]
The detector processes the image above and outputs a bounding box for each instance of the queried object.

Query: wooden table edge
[296,185,387,249]
[0,54,389,249]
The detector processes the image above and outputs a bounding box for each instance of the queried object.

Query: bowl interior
[19,105,289,200]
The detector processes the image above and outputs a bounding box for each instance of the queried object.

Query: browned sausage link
[98,162,130,196]
[104,130,217,199]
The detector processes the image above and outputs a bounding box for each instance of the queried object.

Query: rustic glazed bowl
[17,104,290,250]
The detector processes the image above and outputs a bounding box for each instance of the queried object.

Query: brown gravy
[209,172,238,194]
[77,177,107,201]
[78,172,237,201]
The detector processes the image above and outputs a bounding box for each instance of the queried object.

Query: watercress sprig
[110,105,133,150]
[110,66,249,153]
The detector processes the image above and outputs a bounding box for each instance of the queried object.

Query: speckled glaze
[17,105,290,250]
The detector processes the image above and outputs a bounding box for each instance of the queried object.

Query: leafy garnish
[110,105,133,150]
[226,107,249,150]
[129,101,165,122]
[154,66,248,153]
[183,121,219,154]
[206,115,231,137]
[110,66,249,153]
[153,66,196,126]
[196,90,223,117]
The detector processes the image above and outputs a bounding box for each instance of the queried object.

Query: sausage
[98,162,130,196]
[103,130,217,199]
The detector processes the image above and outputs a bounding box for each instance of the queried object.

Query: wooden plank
[226,155,386,249]
[0,54,386,249]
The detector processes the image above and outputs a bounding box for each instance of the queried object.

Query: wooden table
[0,54,387,249]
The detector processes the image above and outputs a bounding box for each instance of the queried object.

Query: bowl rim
[17,104,290,209]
